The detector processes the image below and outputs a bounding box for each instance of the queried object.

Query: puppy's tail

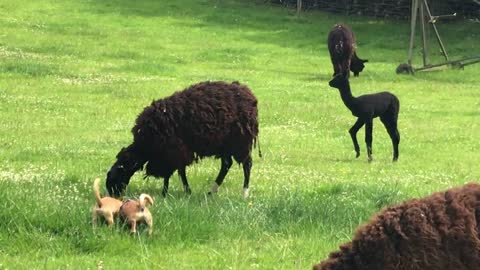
[93,178,103,207]
[139,193,154,208]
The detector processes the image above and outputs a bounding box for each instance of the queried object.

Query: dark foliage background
[273,0,480,19]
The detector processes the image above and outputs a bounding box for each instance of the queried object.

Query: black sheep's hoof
[184,186,192,195]
[368,156,373,162]
[161,191,168,197]
[355,152,360,158]
[393,157,398,162]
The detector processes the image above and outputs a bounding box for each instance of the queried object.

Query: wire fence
[271,0,480,19]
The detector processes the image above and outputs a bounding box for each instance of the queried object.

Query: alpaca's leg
[178,166,191,194]
[349,119,364,158]
[210,156,233,194]
[391,127,400,161]
[365,119,373,162]
[381,117,400,161]
[241,155,253,198]
[162,175,171,197]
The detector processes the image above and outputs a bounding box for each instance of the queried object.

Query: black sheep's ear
[362,59,369,63]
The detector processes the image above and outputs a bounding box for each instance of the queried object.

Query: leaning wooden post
[407,0,419,67]
[422,0,449,61]
[419,0,428,66]
[297,0,302,15]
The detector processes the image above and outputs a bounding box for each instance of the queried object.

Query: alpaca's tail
[139,194,154,208]
[93,178,103,207]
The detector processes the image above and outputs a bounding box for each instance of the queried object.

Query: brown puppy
[92,178,123,227]
[120,194,154,235]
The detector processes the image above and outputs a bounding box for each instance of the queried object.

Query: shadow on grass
[81,0,410,58]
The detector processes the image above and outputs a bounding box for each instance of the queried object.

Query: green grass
[0,0,479,269]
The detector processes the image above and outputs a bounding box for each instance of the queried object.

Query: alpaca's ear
[362,59,369,63]
[133,162,144,171]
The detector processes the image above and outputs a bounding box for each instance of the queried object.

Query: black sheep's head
[329,73,349,89]
[351,58,368,77]
[106,146,144,197]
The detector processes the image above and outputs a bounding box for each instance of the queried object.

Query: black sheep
[327,24,368,77]
[329,74,400,161]
[106,81,259,198]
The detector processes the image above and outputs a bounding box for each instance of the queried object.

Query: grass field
[0,0,479,269]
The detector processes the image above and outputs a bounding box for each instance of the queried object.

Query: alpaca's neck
[339,82,356,110]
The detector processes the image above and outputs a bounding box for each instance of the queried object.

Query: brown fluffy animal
[106,81,260,198]
[120,194,154,235]
[313,182,480,270]
[327,24,368,77]
[92,178,123,227]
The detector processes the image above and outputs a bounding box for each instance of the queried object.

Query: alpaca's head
[351,58,368,77]
[329,73,349,89]
[106,145,144,197]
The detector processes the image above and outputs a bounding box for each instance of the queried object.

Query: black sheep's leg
[349,118,364,158]
[178,166,192,195]
[342,60,350,78]
[334,61,343,76]
[242,155,253,198]
[365,119,373,162]
[162,175,171,197]
[209,156,233,195]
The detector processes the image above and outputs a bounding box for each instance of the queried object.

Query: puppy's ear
[145,195,154,206]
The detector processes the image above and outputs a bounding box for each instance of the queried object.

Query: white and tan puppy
[92,178,123,227]
[120,194,154,235]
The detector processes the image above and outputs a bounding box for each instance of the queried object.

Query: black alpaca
[329,74,400,161]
